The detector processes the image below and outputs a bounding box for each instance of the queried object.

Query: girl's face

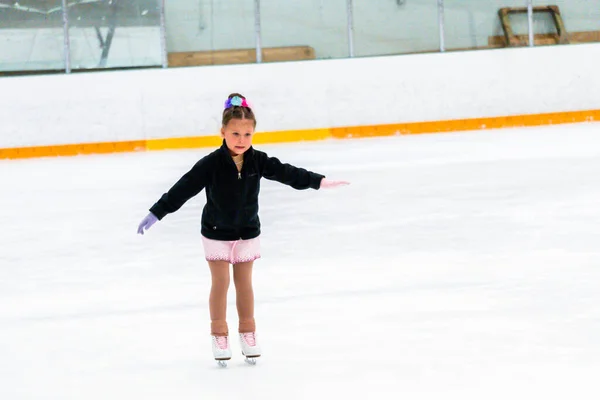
[221,118,255,156]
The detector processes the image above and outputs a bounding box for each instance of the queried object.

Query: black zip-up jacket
[149,141,325,241]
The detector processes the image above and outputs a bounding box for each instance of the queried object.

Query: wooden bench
[168,46,316,67]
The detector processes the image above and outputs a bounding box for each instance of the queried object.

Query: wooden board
[168,46,316,67]
[489,30,600,47]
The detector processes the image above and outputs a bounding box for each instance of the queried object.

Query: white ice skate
[212,335,232,367]
[239,332,261,365]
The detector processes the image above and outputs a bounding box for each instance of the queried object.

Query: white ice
[1,124,600,400]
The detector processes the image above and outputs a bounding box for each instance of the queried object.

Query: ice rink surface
[1,123,600,399]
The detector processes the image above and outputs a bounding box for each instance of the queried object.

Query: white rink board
[1,43,600,148]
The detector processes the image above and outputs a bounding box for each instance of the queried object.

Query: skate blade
[217,360,228,368]
[244,357,257,366]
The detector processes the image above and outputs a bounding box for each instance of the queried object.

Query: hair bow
[224,96,251,109]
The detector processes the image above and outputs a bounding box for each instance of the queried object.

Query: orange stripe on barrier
[145,129,332,151]
[146,136,222,151]
[1,110,599,160]
[0,141,146,160]
[330,109,600,139]
[251,128,331,145]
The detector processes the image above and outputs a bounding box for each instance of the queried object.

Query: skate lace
[215,336,228,350]
[242,332,256,346]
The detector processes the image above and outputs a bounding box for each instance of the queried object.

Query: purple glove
[137,212,158,235]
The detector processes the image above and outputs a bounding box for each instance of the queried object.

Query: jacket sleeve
[259,152,324,190]
[149,157,210,220]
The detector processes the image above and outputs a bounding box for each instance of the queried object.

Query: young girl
[137,93,349,365]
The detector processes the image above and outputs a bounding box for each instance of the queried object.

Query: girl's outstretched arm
[149,157,211,220]
[260,152,350,190]
[260,153,324,190]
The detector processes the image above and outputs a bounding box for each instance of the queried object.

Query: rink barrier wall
[3,43,600,160]
[1,109,599,159]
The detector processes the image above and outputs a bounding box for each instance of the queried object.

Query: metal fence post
[254,0,262,63]
[61,0,71,73]
[347,0,355,57]
[159,0,168,68]
[527,0,534,47]
[438,0,445,52]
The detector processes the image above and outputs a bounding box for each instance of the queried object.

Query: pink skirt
[201,235,261,264]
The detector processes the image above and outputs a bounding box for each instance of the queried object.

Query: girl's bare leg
[208,260,230,336]
[233,261,255,333]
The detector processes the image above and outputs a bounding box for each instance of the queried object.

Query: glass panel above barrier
[165,0,256,68]
[0,0,66,73]
[259,0,348,62]
[68,0,163,70]
[442,0,600,51]
[532,0,600,46]
[443,0,530,52]
[352,0,441,57]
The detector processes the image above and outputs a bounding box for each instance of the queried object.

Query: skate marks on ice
[3,126,600,398]
[0,300,202,326]
[0,276,487,326]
